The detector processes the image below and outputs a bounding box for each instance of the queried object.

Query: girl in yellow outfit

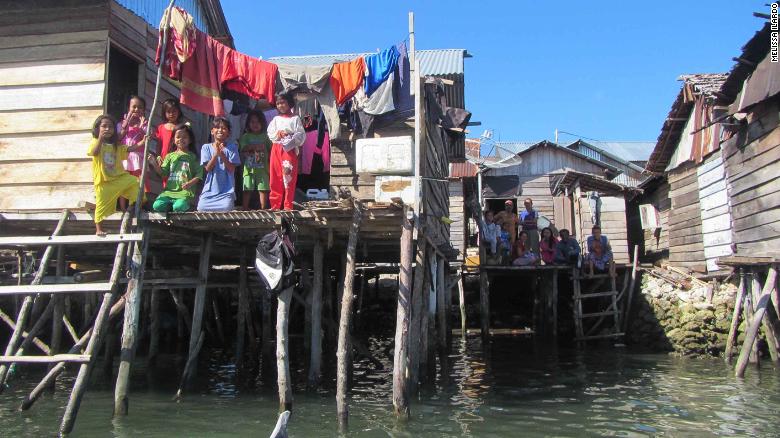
[88,114,143,235]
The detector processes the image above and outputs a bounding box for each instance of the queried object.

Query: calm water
[1,336,779,437]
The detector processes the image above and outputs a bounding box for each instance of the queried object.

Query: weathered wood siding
[0,1,109,210]
[667,163,706,272]
[641,180,670,258]
[696,150,733,272]
[330,139,376,201]
[448,179,465,259]
[518,175,554,221]
[721,98,780,258]
[577,195,629,264]
[488,145,606,178]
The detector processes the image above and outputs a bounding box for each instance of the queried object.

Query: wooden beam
[0,283,113,295]
[0,354,89,364]
[735,266,778,377]
[0,233,144,247]
[277,286,294,412]
[183,233,213,386]
[393,209,413,420]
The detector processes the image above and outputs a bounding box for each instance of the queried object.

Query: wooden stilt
[276,286,293,412]
[236,248,249,367]
[725,269,746,362]
[751,268,779,363]
[175,331,204,401]
[212,293,226,346]
[744,272,759,364]
[420,251,435,383]
[408,237,427,393]
[184,233,213,386]
[735,266,778,377]
[478,263,490,343]
[50,246,66,359]
[114,224,150,415]
[0,210,68,391]
[261,285,274,382]
[148,289,161,369]
[59,212,131,434]
[457,268,466,335]
[393,210,413,420]
[552,269,559,338]
[436,256,447,352]
[308,239,324,389]
[301,259,312,363]
[0,308,50,355]
[337,201,362,432]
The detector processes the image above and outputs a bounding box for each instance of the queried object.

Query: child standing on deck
[88,115,142,235]
[154,99,186,163]
[267,92,305,211]
[117,95,156,207]
[150,123,202,213]
[239,110,272,210]
[197,117,241,212]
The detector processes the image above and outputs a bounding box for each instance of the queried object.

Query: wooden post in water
[236,247,249,367]
[436,255,447,352]
[725,268,746,362]
[478,253,490,342]
[0,210,68,391]
[114,224,150,416]
[185,233,214,385]
[262,284,274,382]
[50,246,66,367]
[393,210,413,420]
[457,268,466,334]
[743,271,759,364]
[735,266,778,377]
[751,267,779,363]
[337,201,362,432]
[308,238,324,389]
[276,286,293,412]
[408,237,427,393]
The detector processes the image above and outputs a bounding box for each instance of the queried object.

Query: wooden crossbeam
[576,332,625,341]
[0,234,143,247]
[0,354,90,364]
[0,283,113,295]
[580,291,619,299]
[581,310,619,318]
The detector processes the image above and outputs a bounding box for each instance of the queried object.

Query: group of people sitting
[480,198,615,277]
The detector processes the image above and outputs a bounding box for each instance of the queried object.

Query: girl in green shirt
[150,124,203,213]
[239,110,272,209]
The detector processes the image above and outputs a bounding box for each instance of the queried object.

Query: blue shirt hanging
[364,45,400,97]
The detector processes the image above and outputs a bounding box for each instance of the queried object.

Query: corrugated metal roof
[116,0,210,32]
[268,49,469,76]
[566,140,654,164]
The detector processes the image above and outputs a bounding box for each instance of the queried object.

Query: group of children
[480,199,615,277]
[88,92,305,235]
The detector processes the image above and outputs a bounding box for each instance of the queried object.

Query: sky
[223,1,765,144]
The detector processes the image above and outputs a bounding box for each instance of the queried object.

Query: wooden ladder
[572,267,624,342]
[0,210,143,434]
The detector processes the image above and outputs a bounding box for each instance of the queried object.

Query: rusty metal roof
[719,22,771,105]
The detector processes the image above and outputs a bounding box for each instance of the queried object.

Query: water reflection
[0,335,779,437]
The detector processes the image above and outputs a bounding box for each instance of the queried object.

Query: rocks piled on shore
[628,273,739,356]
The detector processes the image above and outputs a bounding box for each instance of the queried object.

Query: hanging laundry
[364,46,400,97]
[363,71,395,115]
[276,64,341,140]
[300,129,331,175]
[393,41,413,115]
[155,6,197,80]
[330,57,366,105]
[172,30,277,116]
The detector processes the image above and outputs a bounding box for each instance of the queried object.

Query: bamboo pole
[337,201,362,432]
[0,209,68,392]
[725,269,746,363]
[184,233,213,386]
[276,286,293,412]
[60,212,131,434]
[308,239,324,389]
[393,210,413,420]
[457,268,466,335]
[735,266,778,377]
[114,224,150,415]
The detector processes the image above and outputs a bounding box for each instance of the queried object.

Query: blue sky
[223,1,765,143]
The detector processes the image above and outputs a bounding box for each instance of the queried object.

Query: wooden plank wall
[330,140,376,200]
[696,150,733,272]
[641,181,670,257]
[518,175,554,221]
[448,179,465,259]
[0,1,110,210]
[667,163,706,272]
[721,99,780,258]
[577,195,629,264]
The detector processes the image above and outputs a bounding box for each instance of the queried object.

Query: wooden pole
[436,255,447,352]
[261,283,274,382]
[420,251,434,383]
[408,237,427,393]
[622,245,639,333]
[276,286,293,412]
[552,268,559,337]
[51,246,66,358]
[59,212,131,434]
[337,201,362,432]
[725,268,746,362]
[751,268,779,363]
[114,224,150,416]
[0,308,50,355]
[148,255,162,368]
[479,256,490,342]
[457,268,466,335]
[0,209,68,391]
[735,266,777,377]
[393,209,413,420]
[236,248,249,367]
[185,233,213,386]
[308,238,324,389]
[744,272,759,364]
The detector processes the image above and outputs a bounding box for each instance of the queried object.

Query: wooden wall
[488,145,606,178]
[518,175,554,220]
[575,195,630,264]
[721,98,780,258]
[330,139,375,200]
[640,180,671,259]
[0,1,110,210]
[696,150,733,272]
[448,179,466,259]
[667,163,706,272]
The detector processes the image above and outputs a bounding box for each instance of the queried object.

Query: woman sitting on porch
[512,231,538,266]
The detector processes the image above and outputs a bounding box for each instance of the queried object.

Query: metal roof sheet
[268,49,469,76]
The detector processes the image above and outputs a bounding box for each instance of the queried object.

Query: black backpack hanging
[254,219,296,295]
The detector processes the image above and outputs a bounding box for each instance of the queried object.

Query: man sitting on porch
[586,225,615,277]
[553,229,581,265]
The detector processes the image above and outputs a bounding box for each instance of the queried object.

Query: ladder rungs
[581,310,619,318]
[0,354,91,364]
[0,233,143,247]
[0,282,113,295]
[580,291,618,298]
[576,332,625,341]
